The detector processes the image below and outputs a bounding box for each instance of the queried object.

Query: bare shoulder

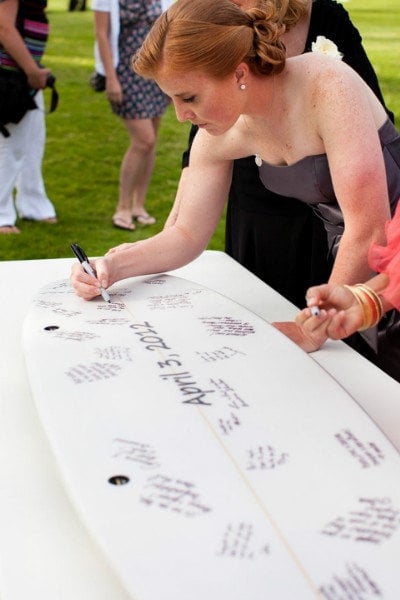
[288,53,384,125]
[288,53,360,89]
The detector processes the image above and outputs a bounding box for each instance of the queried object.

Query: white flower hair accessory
[311,36,343,60]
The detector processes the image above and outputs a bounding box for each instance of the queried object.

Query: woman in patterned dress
[93,0,169,230]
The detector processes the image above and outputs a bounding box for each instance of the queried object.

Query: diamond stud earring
[240,83,246,90]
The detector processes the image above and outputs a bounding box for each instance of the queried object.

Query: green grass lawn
[1,0,399,260]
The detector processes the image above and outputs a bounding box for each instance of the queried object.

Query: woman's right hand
[27,66,51,90]
[106,74,123,105]
[70,258,112,301]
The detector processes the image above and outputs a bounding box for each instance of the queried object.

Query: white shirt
[91,0,120,74]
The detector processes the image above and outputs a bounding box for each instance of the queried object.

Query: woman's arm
[93,10,122,103]
[313,59,390,285]
[71,134,232,299]
[165,124,199,228]
[163,166,189,228]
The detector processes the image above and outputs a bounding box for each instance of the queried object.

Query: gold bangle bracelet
[355,284,384,322]
[343,284,382,331]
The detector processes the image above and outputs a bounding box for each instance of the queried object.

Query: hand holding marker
[70,243,111,303]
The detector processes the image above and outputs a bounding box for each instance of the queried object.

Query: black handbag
[0,69,59,138]
[89,71,106,92]
[0,68,37,137]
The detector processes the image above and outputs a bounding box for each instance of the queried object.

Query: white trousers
[0,91,56,226]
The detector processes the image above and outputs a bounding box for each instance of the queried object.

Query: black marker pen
[70,243,111,303]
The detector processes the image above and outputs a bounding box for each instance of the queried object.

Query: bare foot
[40,217,58,223]
[0,225,20,234]
[21,216,57,223]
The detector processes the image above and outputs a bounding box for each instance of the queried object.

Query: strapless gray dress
[258,119,400,256]
[258,118,400,382]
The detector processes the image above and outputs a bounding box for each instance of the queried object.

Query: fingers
[94,260,110,290]
[106,82,123,105]
[295,307,338,351]
[107,90,123,104]
[305,284,332,310]
[298,305,363,343]
[295,307,330,328]
[298,281,369,346]
[28,68,50,90]
[325,307,363,340]
[70,262,103,300]
[272,321,318,352]
[274,316,327,353]
[324,312,348,340]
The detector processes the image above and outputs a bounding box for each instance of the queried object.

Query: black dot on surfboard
[108,475,130,486]
[44,325,60,331]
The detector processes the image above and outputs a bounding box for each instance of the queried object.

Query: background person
[92,0,169,232]
[0,0,57,234]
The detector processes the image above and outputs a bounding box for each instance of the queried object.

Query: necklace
[243,116,263,166]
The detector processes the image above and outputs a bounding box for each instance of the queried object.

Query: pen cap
[70,243,89,264]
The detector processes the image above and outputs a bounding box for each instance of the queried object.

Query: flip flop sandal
[133,212,156,225]
[112,215,136,231]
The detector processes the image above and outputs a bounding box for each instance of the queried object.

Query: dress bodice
[258,118,400,252]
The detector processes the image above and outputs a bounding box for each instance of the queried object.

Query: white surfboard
[23,274,400,600]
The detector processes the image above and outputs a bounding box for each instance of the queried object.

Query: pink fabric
[368,202,400,311]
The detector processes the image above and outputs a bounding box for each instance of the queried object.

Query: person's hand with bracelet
[274,203,400,352]
[295,274,390,345]
[273,274,392,353]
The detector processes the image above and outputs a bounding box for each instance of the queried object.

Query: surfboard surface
[23,274,400,599]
